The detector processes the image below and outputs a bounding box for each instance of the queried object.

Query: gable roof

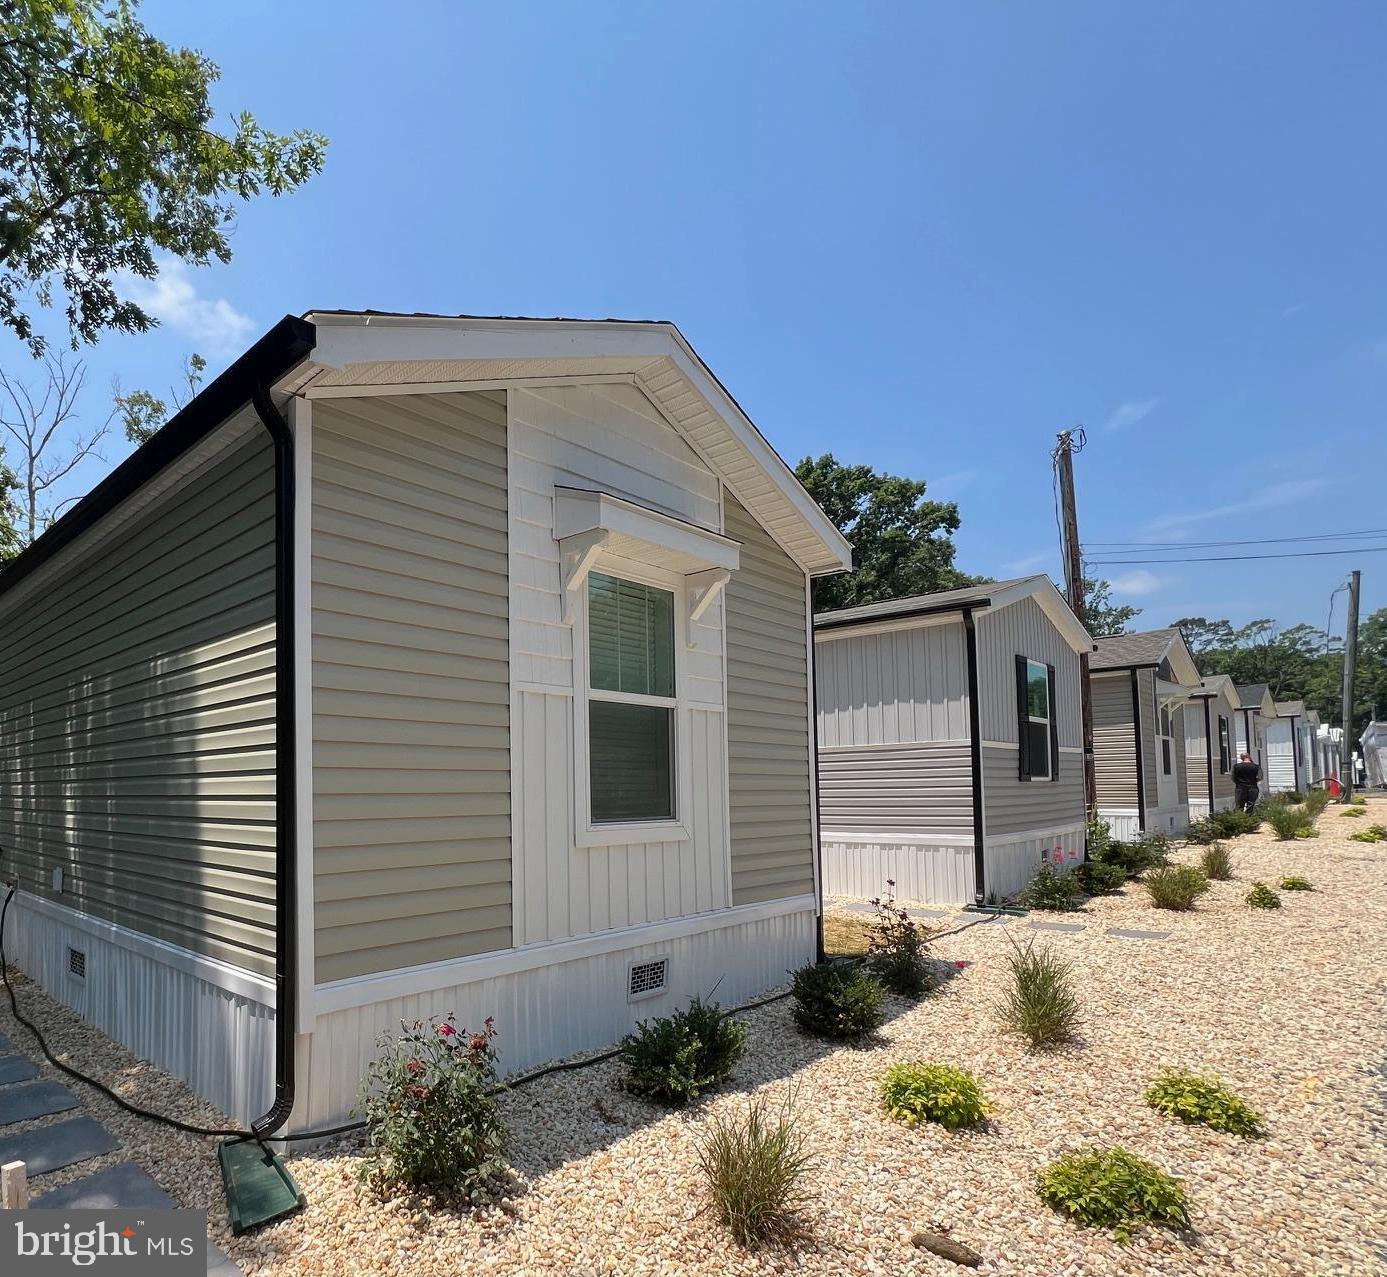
[1192,674,1241,713]
[1235,682,1271,709]
[1090,627,1182,670]
[301,311,852,575]
[813,574,1093,652]
[1275,699,1306,718]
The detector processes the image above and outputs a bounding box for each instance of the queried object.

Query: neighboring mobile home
[1184,675,1240,819]
[813,575,1092,906]
[1089,627,1200,838]
[1266,699,1307,793]
[0,312,853,1130]
[1300,710,1323,788]
[1234,682,1275,776]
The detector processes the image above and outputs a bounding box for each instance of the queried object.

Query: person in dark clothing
[1233,753,1261,812]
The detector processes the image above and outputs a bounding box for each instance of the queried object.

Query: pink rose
[437,1023,457,1038]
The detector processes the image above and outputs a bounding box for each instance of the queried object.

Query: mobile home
[1089,627,1200,838]
[1184,675,1240,819]
[0,312,853,1130]
[813,575,1092,906]
[1234,683,1275,775]
[1266,700,1306,793]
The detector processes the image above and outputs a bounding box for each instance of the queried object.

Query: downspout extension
[963,608,987,904]
[249,381,297,1141]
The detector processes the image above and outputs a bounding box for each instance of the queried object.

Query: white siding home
[1266,699,1307,793]
[813,576,1092,906]
[1183,675,1240,819]
[1300,710,1323,787]
[1089,628,1201,839]
[0,312,853,1131]
[1234,683,1276,777]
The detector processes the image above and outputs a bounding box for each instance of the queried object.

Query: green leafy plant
[791,962,885,1040]
[1349,823,1387,843]
[1143,864,1210,911]
[1199,842,1233,881]
[1342,806,1366,817]
[1095,832,1172,879]
[1020,863,1082,912]
[1086,816,1114,860]
[866,882,935,998]
[1265,801,1315,841]
[1184,815,1222,846]
[1036,1146,1190,1243]
[357,1014,507,1202]
[1278,875,1314,891]
[695,1094,814,1247]
[1303,789,1332,817]
[1209,807,1261,838]
[1144,1069,1265,1139]
[1076,858,1128,895]
[996,939,1080,1050]
[1246,882,1282,910]
[880,1062,989,1130]
[619,996,747,1106]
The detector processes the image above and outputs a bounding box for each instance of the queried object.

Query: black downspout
[1203,698,1215,812]
[808,582,826,964]
[249,382,297,1140]
[963,608,986,903]
[1130,669,1147,832]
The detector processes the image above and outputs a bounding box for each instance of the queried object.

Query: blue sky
[7,1,1385,632]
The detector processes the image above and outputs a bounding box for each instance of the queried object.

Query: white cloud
[1278,302,1306,320]
[1108,569,1170,597]
[1144,478,1328,534]
[1102,397,1159,433]
[116,258,255,354]
[1002,550,1053,574]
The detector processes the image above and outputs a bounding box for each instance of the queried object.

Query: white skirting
[985,825,1085,900]
[4,894,276,1124]
[292,903,817,1130]
[1097,809,1142,841]
[821,838,975,905]
[1097,806,1189,839]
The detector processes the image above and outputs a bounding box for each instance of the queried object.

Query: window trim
[573,556,693,848]
[1024,657,1052,781]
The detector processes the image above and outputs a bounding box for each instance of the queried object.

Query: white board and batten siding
[505,383,731,945]
[1265,718,1298,792]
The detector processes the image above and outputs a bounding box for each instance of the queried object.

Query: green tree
[0,0,327,352]
[1083,576,1141,637]
[1356,609,1387,727]
[0,443,22,561]
[795,454,981,610]
[115,351,205,444]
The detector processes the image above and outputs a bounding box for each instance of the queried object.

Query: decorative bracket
[686,568,732,646]
[559,529,609,624]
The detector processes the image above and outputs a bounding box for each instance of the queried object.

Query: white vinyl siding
[977,596,1082,748]
[311,391,511,983]
[0,433,278,976]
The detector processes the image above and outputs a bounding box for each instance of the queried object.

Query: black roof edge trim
[0,314,315,599]
[1089,660,1162,673]
[813,597,993,632]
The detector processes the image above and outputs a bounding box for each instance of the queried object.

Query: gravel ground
[4,797,1385,1276]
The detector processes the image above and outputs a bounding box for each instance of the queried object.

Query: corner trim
[963,607,987,902]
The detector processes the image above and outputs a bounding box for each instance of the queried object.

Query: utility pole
[1055,429,1097,818]
[1339,569,1360,803]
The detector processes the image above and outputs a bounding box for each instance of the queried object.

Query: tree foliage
[115,351,204,444]
[795,453,982,610]
[1082,575,1141,637]
[0,443,22,561]
[0,0,327,352]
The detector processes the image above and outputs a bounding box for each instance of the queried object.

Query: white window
[1024,659,1051,780]
[1159,705,1174,775]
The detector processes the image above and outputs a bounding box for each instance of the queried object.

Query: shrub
[1283,790,1305,804]
[1093,835,1167,879]
[996,939,1080,1050]
[1075,858,1127,895]
[1265,802,1314,841]
[1144,864,1210,911]
[1304,789,1332,817]
[1037,1146,1189,1242]
[696,1094,813,1247]
[1086,816,1114,861]
[619,996,747,1106]
[1279,875,1314,891]
[1209,807,1261,838]
[880,1062,989,1130]
[1349,823,1387,843]
[791,962,884,1040]
[865,883,934,998]
[1184,815,1222,845]
[1246,882,1281,910]
[1144,1069,1266,1139]
[1342,806,1366,817]
[1199,842,1233,881]
[1020,863,1082,912]
[357,1014,507,1202]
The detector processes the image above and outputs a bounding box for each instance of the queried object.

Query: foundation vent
[67,947,86,979]
[627,957,668,1001]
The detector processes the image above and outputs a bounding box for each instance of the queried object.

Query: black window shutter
[1015,654,1032,781]
[1047,663,1059,782]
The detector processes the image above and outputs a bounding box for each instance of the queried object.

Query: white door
[1154,703,1178,811]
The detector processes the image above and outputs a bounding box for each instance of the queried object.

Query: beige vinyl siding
[1212,711,1235,804]
[0,434,278,975]
[1173,704,1189,804]
[1185,702,1213,806]
[977,596,1082,748]
[1092,672,1139,809]
[312,391,511,983]
[818,741,972,837]
[724,493,813,905]
[981,746,1085,836]
[1138,669,1159,804]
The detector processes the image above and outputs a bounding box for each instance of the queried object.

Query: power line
[1087,546,1387,565]
[1086,527,1387,550]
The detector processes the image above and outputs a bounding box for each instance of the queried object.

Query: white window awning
[554,487,740,625]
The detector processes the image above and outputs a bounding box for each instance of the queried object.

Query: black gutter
[0,315,315,1142]
[1130,669,1147,832]
[963,607,987,903]
[814,595,992,633]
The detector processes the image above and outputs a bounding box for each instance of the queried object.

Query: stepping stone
[1105,927,1170,941]
[906,907,949,918]
[0,1054,40,1085]
[0,1115,120,1176]
[1029,920,1086,932]
[0,1080,79,1126]
[35,1160,175,1209]
[0,1032,9,1051]
[839,902,877,915]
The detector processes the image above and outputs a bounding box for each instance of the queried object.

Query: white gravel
[5,797,1386,1276]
